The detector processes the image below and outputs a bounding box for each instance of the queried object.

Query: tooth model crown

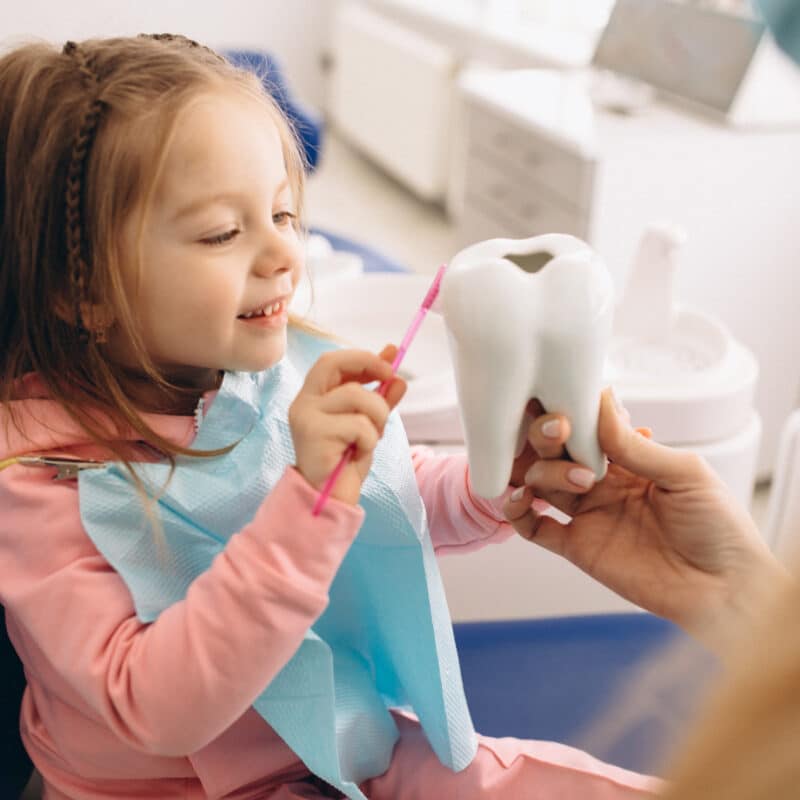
[438,233,615,498]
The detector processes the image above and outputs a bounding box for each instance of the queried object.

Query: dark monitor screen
[592,0,765,113]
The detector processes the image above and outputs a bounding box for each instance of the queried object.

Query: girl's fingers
[325,412,380,456]
[320,383,393,433]
[375,343,407,409]
[381,375,407,410]
[378,343,398,363]
[306,350,396,394]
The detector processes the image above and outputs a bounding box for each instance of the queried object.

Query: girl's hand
[502,389,786,654]
[289,345,407,507]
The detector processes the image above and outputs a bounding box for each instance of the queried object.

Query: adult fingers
[527,413,571,460]
[523,458,598,494]
[502,487,571,554]
[599,388,712,490]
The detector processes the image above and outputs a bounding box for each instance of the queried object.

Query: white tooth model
[436,234,615,499]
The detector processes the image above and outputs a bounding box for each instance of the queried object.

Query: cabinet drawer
[466,102,593,213]
[457,203,522,247]
[459,194,586,249]
[458,205,506,249]
[464,155,588,239]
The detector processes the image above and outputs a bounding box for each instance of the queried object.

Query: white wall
[0,0,333,109]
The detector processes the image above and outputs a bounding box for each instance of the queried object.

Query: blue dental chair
[453,613,711,775]
[223,50,323,174]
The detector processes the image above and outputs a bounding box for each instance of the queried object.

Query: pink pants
[269,713,662,800]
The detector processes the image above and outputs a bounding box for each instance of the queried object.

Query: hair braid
[138,32,226,63]
[62,40,107,341]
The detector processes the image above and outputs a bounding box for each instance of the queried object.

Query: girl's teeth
[242,301,283,319]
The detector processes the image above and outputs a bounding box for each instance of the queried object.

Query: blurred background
[2,0,800,621]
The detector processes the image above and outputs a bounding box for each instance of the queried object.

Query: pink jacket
[0,376,514,799]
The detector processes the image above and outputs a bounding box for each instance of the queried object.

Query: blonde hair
[0,34,312,466]
[661,559,800,799]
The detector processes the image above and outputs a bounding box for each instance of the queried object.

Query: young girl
[0,35,658,799]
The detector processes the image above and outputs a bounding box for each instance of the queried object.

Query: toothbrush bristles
[422,263,447,310]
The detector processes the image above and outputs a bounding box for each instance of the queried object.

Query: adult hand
[503,389,787,654]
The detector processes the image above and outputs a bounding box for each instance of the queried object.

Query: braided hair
[61,40,107,341]
[60,34,230,342]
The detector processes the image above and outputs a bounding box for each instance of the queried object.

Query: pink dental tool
[311,263,448,516]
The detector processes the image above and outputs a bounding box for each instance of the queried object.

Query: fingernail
[610,387,624,413]
[524,462,545,485]
[568,467,596,489]
[510,486,525,502]
[541,419,561,438]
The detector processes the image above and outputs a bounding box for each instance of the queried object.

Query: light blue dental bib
[78,330,477,799]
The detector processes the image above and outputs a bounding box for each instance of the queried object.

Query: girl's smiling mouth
[237,298,289,327]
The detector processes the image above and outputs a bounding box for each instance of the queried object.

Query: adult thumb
[599,388,710,490]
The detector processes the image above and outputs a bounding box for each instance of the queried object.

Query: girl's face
[116,91,303,390]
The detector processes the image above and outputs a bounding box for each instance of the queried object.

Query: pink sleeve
[410,445,515,555]
[0,466,363,756]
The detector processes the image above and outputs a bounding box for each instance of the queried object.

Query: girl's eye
[273,211,297,226]
[201,228,240,246]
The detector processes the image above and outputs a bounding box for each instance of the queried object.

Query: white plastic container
[608,222,762,505]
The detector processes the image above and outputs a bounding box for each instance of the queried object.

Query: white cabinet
[452,69,800,478]
[457,102,593,241]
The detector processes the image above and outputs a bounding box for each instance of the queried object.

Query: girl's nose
[252,225,298,277]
